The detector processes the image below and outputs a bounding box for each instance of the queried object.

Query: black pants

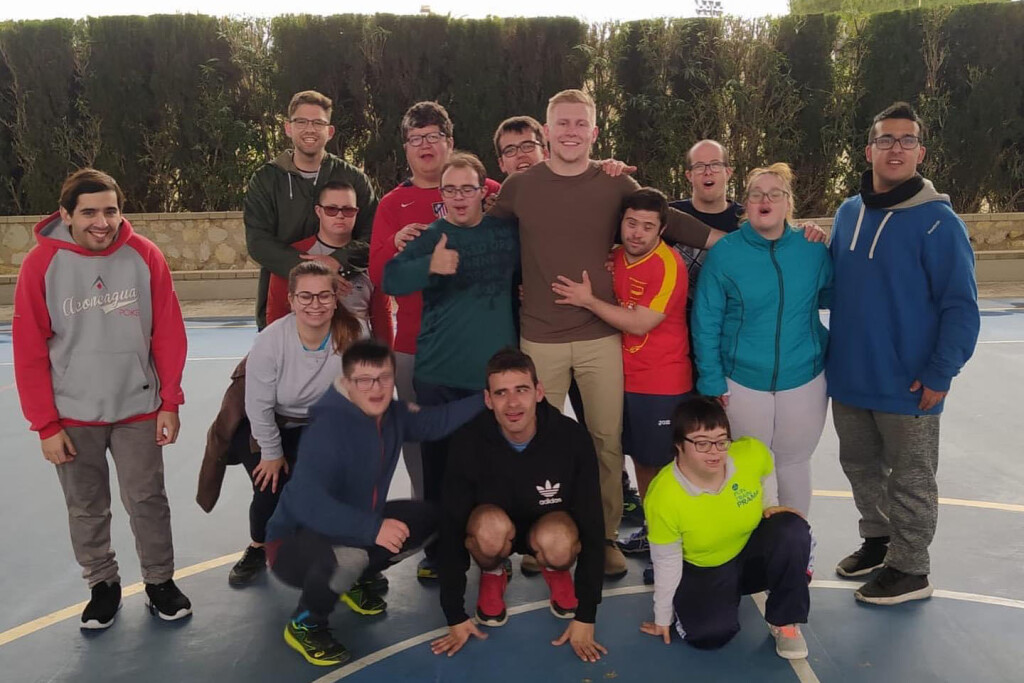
[270,499,438,623]
[413,379,476,562]
[673,512,811,650]
[240,426,303,544]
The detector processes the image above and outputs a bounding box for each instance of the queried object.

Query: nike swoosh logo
[400,202,415,208]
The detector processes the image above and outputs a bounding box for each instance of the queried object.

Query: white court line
[751,592,820,683]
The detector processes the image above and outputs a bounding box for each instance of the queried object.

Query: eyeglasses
[318,204,358,218]
[292,290,335,306]
[440,185,483,198]
[690,161,727,174]
[869,135,921,151]
[405,132,447,147]
[747,189,790,204]
[290,118,330,130]
[683,436,732,453]
[500,140,542,157]
[349,373,395,390]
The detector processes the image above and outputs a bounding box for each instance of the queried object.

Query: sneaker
[617,525,650,554]
[228,545,267,586]
[145,579,192,621]
[81,581,121,630]
[359,571,389,595]
[284,615,351,667]
[417,557,439,580]
[520,554,541,577]
[475,570,509,627]
[341,584,387,616]
[502,557,514,582]
[622,474,645,525]
[642,561,654,586]
[542,568,577,619]
[769,624,808,660]
[835,537,889,577]
[604,542,628,579]
[854,567,933,605]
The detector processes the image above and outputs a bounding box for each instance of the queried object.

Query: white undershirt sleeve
[650,541,684,626]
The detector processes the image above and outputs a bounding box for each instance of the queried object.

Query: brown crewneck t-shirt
[491,161,711,343]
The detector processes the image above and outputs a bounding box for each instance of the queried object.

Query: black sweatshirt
[438,400,605,625]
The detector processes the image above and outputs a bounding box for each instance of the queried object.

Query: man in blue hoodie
[827,102,980,605]
[264,340,484,667]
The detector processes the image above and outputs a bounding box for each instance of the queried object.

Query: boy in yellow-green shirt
[640,397,812,660]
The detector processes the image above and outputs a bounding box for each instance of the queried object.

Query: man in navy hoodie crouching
[265,339,484,667]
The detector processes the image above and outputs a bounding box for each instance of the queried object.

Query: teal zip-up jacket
[692,221,832,396]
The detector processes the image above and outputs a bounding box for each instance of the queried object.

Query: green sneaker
[284,617,351,667]
[340,585,387,615]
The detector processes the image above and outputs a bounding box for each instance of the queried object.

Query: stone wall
[1,210,1022,275]
[0,211,255,274]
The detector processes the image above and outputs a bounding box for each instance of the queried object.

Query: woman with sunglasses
[226,261,366,594]
[640,396,812,659]
[692,163,831,517]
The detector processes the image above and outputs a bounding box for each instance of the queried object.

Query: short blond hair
[745,163,796,223]
[546,89,596,125]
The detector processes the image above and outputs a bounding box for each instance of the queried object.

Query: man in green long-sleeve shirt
[244,90,378,328]
[383,151,519,568]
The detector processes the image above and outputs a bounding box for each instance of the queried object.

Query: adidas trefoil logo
[536,480,563,506]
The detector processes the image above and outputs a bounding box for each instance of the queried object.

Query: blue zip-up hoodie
[266,381,484,546]
[693,221,831,396]
[826,175,979,415]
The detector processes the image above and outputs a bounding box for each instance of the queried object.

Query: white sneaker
[769,624,808,660]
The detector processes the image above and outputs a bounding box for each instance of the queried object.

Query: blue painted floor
[1,301,1023,682]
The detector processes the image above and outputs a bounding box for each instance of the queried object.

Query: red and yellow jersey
[612,241,692,395]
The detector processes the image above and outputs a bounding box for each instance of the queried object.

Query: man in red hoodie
[13,168,191,630]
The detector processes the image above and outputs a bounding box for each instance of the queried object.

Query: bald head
[687,139,729,167]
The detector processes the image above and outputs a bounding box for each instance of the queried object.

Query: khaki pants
[57,420,175,587]
[521,335,623,540]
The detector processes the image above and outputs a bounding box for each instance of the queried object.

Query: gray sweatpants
[725,372,828,516]
[57,420,175,587]
[395,351,424,500]
[832,401,940,575]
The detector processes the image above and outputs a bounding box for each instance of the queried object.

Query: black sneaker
[341,585,387,616]
[359,571,389,595]
[416,557,439,580]
[835,537,889,577]
[145,579,193,621]
[855,566,933,605]
[284,617,351,667]
[622,473,645,525]
[228,545,267,586]
[81,581,121,630]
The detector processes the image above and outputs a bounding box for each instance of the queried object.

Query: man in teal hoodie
[827,102,980,605]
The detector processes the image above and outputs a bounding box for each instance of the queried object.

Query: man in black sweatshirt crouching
[430,348,607,663]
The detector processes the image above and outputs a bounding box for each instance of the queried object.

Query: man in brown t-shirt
[490,89,725,577]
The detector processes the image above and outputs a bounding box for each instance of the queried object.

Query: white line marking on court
[813,489,1024,513]
[751,592,821,683]
[976,340,1024,344]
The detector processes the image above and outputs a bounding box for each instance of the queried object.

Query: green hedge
[0,7,1021,215]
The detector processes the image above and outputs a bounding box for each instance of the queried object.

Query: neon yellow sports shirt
[644,436,774,567]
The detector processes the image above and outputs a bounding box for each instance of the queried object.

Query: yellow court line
[0,552,240,648]
[813,489,1024,513]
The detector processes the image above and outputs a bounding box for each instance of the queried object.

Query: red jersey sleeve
[134,237,187,412]
[12,247,62,438]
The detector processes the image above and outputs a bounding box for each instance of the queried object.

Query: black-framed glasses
[870,135,921,151]
[440,185,483,198]
[690,161,727,174]
[349,373,395,390]
[747,189,790,204]
[290,117,330,130]
[682,436,732,453]
[292,290,335,306]
[318,204,358,218]
[406,132,447,147]
[500,140,542,157]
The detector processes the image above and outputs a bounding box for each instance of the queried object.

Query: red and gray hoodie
[13,212,187,439]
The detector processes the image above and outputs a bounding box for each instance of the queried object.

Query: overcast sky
[3,0,791,23]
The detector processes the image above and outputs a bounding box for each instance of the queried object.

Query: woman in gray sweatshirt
[228,261,362,587]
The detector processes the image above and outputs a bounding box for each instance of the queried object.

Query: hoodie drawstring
[849,203,866,252]
[287,174,293,200]
[867,211,893,260]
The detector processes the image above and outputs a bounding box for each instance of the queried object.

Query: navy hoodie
[266,381,484,546]
[826,173,979,415]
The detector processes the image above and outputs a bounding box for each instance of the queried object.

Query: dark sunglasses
[318,204,358,218]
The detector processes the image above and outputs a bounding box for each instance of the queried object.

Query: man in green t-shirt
[641,397,812,660]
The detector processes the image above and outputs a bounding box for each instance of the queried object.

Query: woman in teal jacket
[692,163,831,516]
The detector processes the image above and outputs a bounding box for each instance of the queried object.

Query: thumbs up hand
[429,233,459,276]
